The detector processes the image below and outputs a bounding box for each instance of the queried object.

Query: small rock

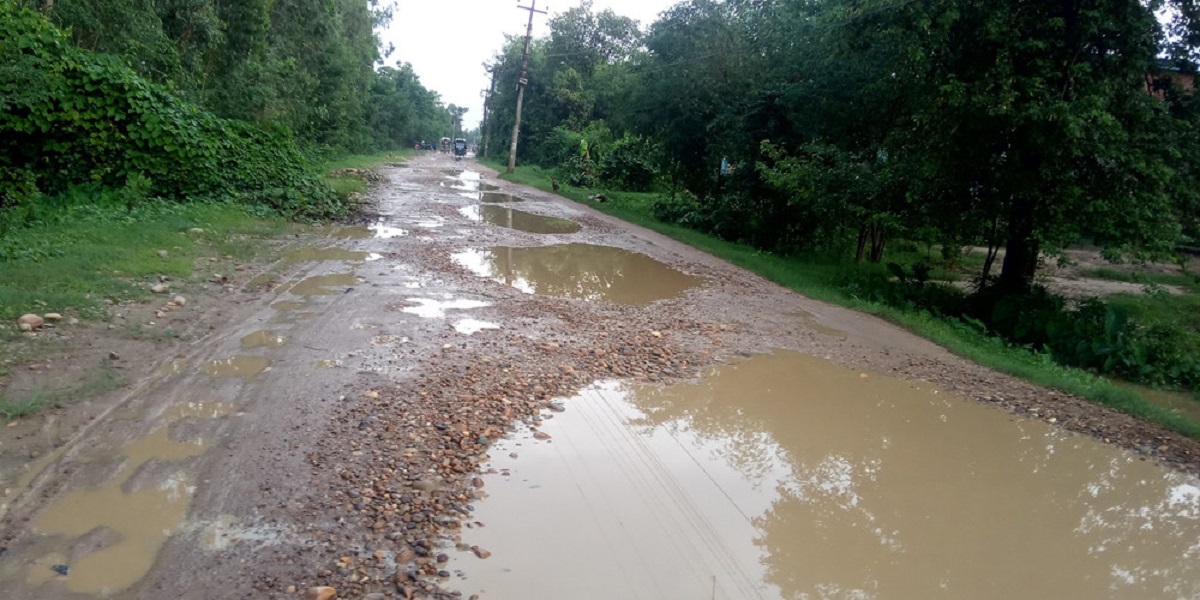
[363,391,380,399]
[108,351,120,360]
[363,595,386,600]
[473,548,491,559]
[51,564,69,576]
[304,586,336,600]
[150,283,169,294]
[173,295,186,307]
[471,477,484,488]
[548,401,565,412]
[17,314,43,330]
[156,250,168,258]
[187,228,205,234]
[650,331,662,338]
[43,313,63,321]
[533,431,551,441]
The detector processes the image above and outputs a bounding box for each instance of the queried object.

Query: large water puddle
[240,330,287,349]
[203,356,269,378]
[282,246,367,264]
[452,244,702,305]
[441,180,500,193]
[289,273,361,295]
[459,205,580,234]
[401,297,490,319]
[460,351,1200,600]
[26,402,231,595]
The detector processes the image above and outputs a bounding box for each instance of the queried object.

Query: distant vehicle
[441,137,451,153]
[453,138,468,161]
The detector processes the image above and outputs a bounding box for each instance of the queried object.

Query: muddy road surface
[3,154,1200,599]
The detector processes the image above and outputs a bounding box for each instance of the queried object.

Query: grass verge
[0,201,292,322]
[488,160,1200,438]
[321,149,416,199]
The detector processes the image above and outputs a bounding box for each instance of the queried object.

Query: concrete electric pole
[507,0,547,174]
[481,64,498,158]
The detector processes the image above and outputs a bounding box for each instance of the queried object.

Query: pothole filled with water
[459,205,580,234]
[480,192,522,203]
[289,273,361,296]
[26,401,232,595]
[240,331,287,349]
[452,244,702,305]
[453,319,500,335]
[202,356,269,378]
[282,247,367,264]
[401,297,490,319]
[460,351,1200,600]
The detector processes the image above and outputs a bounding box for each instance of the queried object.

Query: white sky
[378,0,680,129]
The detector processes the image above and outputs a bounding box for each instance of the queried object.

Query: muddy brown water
[456,191,523,203]
[452,243,703,305]
[282,246,367,264]
[202,356,269,378]
[25,402,233,595]
[461,351,1200,600]
[239,330,287,349]
[288,273,361,296]
[459,205,581,234]
[441,180,501,193]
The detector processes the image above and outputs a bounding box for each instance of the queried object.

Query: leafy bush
[597,134,658,191]
[0,3,343,219]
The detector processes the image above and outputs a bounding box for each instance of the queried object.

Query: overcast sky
[378,0,680,129]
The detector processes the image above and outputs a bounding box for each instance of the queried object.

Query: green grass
[318,148,415,172]
[490,160,1200,438]
[0,201,291,322]
[1084,267,1200,290]
[0,390,50,420]
[320,148,415,201]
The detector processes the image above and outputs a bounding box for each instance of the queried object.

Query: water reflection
[462,351,1200,599]
[458,205,580,234]
[451,244,701,305]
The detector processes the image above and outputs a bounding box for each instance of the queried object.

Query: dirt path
[2,154,1199,599]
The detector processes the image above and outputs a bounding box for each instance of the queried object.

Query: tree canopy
[483,0,1200,292]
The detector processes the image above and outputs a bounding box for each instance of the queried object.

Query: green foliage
[0,198,289,321]
[0,390,50,420]
[0,3,346,218]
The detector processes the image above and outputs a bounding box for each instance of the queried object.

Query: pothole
[452,244,703,305]
[459,205,580,234]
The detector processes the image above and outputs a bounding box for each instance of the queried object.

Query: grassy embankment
[485,160,1200,439]
[0,150,409,418]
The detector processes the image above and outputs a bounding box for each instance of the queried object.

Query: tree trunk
[981,214,1000,279]
[855,225,868,262]
[997,197,1038,292]
[868,228,887,263]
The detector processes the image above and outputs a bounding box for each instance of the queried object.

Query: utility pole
[481,64,498,158]
[507,0,547,173]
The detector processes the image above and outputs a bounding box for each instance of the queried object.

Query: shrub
[0,3,342,219]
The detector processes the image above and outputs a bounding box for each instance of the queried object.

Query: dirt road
[2,154,1199,599]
